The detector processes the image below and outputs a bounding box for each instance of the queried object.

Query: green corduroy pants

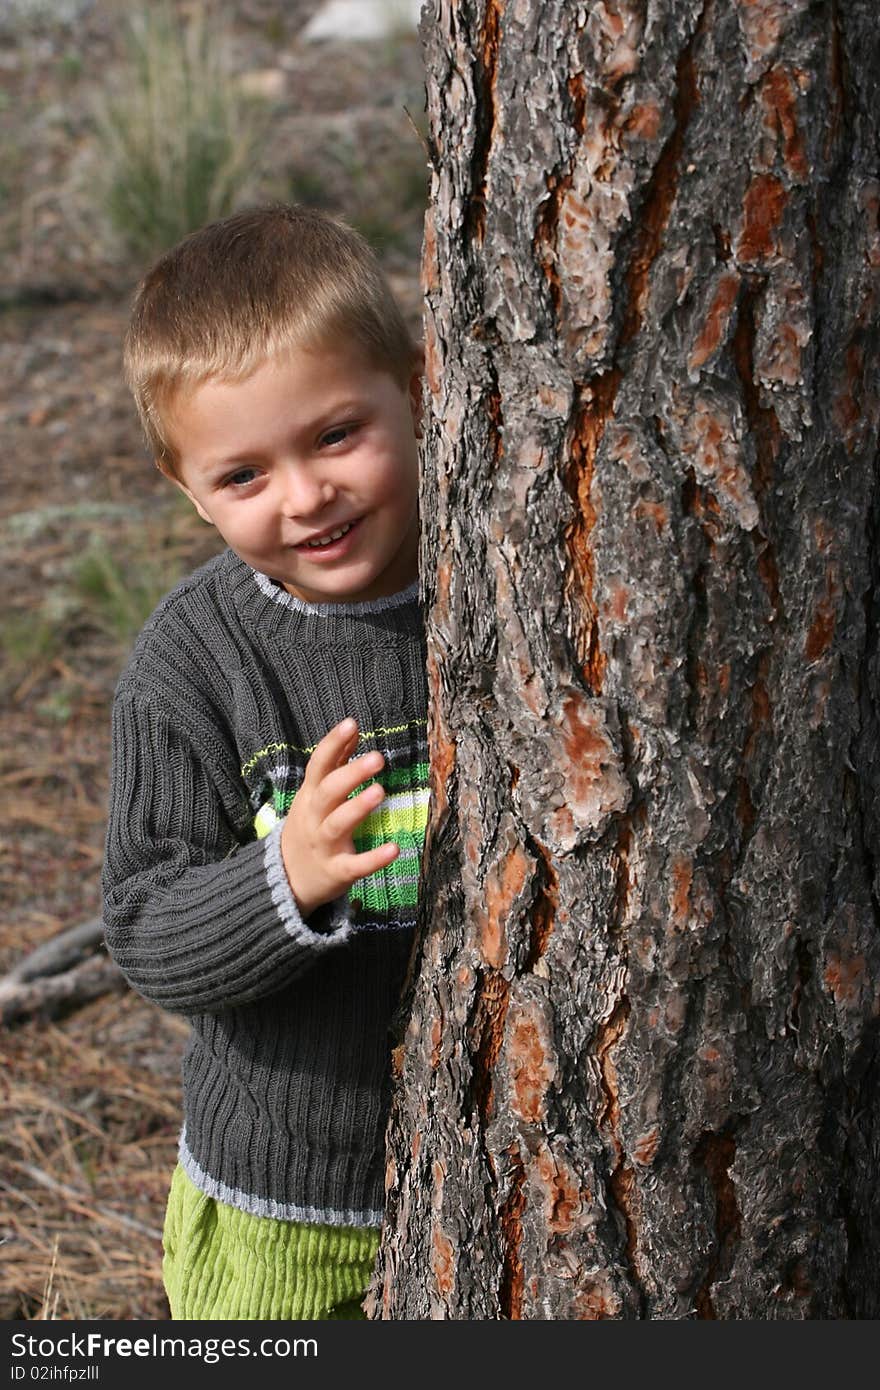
[162,1164,381,1320]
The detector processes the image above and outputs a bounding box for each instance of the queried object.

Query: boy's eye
[320,424,356,448]
[225,467,259,488]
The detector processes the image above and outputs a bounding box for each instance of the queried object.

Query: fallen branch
[0,954,126,1027]
[5,917,105,984]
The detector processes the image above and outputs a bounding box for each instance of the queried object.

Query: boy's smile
[165,345,422,606]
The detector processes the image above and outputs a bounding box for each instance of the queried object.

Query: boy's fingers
[340,841,400,882]
[320,750,385,810]
[324,782,386,839]
[306,718,358,783]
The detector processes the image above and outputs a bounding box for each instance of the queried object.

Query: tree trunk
[369,0,880,1319]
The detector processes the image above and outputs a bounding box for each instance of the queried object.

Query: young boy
[102,204,429,1320]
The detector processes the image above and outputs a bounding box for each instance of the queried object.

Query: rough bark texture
[369,0,880,1318]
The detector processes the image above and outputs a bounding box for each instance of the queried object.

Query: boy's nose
[278,464,337,517]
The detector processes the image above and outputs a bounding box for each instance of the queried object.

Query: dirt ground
[0,0,427,1320]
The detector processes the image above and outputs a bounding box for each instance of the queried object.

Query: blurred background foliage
[90,3,271,261]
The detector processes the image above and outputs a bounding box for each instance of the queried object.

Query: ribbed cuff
[263,822,353,948]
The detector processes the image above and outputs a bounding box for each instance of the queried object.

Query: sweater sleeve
[101,691,353,1014]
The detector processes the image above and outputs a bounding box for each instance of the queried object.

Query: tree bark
[369,0,880,1319]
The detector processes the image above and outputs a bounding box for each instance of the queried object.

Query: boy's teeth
[305,521,354,548]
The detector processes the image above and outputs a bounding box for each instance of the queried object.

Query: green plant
[58,48,83,82]
[0,605,66,692]
[71,538,173,647]
[90,1,268,259]
[263,11,286,47]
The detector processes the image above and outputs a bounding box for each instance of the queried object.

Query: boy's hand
[280,717,399,920]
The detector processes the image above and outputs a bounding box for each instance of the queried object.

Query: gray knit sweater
[102,549,428,1226]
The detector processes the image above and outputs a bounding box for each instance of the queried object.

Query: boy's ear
[407,348,425,439]
[155,458,214,527]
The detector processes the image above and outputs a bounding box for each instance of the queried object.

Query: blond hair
[123,204,419,471]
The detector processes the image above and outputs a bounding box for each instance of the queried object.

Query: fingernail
[340,717,356,736]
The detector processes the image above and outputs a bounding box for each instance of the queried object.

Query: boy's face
[164,344,422,606]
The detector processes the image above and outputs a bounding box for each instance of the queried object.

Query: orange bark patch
[595,998,629,1147]
[472,968,510,1125]
[479,843,530,970]
[562,691,609,766]
[431,1227,455,1297]
[738,174,788,264]
[620,27,697,342]
[624,100,662,140]
[670,856,693,929]
[675,396,759,530]
[804,595,835,663]
[824,952,866,1007]
[421,206,440,294]
[426,646,455,823]
[737,0,786,67]
[536,1145,582,1234]
[604,580,630,622]
[633,498,669,531]
[573,1271,624,1319]
[633,1127,660,1165]
[384,1155,396,1196]
[762,320,803,386]
[688,271,741,372]
[430,1015,443,1069]
[564,373,618,694]
[509,1008,554,1125]
[499,1146,526,1318]
[543,689,629,849]
[761,66,809,182]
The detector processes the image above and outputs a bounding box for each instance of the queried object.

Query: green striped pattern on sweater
[249,716,428,927]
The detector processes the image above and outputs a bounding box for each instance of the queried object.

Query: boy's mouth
[294,516,363,557]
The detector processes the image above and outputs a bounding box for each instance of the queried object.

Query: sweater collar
[250,566,420,617]
[220,550,423,644]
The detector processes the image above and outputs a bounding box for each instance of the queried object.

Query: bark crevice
[692,1125,744,1319]
[465,0,503,245]
[498,1143,527,1318]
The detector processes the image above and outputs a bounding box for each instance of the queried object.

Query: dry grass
[1,994,189,1320]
